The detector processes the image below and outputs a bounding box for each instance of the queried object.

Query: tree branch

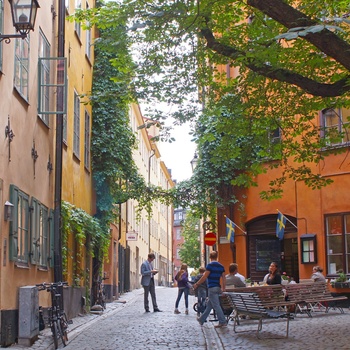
[200,27,350,97]
[248,0,350,72]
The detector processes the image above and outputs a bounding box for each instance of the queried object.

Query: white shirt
[235,272,246,283]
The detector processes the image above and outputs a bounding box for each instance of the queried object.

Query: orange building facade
[217,107,350,294]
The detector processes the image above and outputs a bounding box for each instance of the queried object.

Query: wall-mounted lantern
[190,152,198,172]
[4,201,14,221]
[0,0,40,43]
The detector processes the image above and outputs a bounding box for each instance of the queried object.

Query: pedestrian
[192,266,208,316]
[311,266,326,282]
[174,263,191,314]
[263,261,282,285]
[225,263,246,288]
[140,253,162,313]
[193,251,227,328]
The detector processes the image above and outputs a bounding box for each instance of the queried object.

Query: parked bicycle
[36,282,72,349]
[94,275,108,310]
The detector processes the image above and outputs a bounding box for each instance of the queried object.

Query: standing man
[193,251,227,328]
[141,253,162,313]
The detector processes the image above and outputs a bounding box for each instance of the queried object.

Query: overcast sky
[159,122,197,182]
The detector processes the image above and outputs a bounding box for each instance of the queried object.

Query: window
[38,30,51,125]
[85,1,91,60]
[176,228,182,240]
[176,248,181,260]
[14,36,30,100]
[31,198,49,267]
[269,127,281,144]
[63,78,68,143]
[63,113,67,144]
[75,0,82,37]
[84,109,90,170]
[9,185,30,264]
[326,214,350,275]
[300,234,317,263]
[321,108,350,145]
[73,90,80,157]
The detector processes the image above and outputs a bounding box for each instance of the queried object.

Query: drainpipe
[148,149,155,252]
[53,0,65,284]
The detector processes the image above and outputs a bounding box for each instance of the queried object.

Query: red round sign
[204,232,216,246]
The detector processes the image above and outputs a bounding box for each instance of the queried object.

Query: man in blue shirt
[193,251,227,327]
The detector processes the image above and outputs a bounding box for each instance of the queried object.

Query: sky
[159,123,197,182]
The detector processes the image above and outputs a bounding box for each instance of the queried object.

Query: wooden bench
[223,292,292,339]
[225,285,290,309]
[284,282,348,316]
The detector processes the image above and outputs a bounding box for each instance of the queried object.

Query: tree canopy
[75,0,350,215]
[178,211,201,269]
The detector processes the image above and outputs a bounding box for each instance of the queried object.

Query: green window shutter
[49,209,54,268]
[30,197,39,264]
[9,185,19,261]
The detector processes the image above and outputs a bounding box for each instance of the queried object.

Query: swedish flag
[226,217,235,243]
[276,212,286,240]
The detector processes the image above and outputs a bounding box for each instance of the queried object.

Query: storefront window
[326,214,350,274]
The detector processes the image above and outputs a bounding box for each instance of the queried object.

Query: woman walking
[174,264,190,314]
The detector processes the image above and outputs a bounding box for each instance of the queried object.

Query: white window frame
[321,108,350,145]
[73,90,81,157]
[84,109,90,170]
[75,0,82,37]
[38,29,51,126]
[14,36,30,101]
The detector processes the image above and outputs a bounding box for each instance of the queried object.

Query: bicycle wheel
[52,321,59,349]
[59,314,68,345]
[57,317,67,347]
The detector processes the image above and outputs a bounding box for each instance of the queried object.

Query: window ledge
[15,261,29,269]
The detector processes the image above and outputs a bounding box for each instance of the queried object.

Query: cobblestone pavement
[8,287,350,350]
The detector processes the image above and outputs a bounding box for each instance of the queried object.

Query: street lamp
[0,0,40,43]
[190,152,198,172]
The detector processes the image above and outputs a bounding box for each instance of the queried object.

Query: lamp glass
[10,0,39,34]
[190,153,198,172]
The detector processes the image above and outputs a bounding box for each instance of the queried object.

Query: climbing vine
[61,201,110,285]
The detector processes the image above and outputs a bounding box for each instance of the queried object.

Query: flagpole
[276,209,298,229]
[224,215,247,234]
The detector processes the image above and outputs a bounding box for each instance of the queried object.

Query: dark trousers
[143,278,158,311]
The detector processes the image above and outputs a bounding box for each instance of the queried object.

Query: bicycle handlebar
[36,282,68,291]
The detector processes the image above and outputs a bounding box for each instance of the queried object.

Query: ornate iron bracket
[5,116,15,161]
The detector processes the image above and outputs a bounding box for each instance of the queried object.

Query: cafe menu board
[256,239,281,272]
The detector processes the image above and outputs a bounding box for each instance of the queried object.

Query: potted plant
[332,271,349,288]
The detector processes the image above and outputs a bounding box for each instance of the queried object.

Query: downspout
[148,149,155,252]
[53,0,65,284]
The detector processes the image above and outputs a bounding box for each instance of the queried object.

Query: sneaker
[214,323,227,328]
[174,309,181,314]
[185,309,189,315]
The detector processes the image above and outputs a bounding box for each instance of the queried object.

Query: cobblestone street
[8,287,350,350]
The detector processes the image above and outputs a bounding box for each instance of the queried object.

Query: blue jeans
[198,286,226,325]
[197,288,207,315]
[175,287,189,308]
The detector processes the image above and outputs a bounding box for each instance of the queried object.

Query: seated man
[225,263,246,288]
